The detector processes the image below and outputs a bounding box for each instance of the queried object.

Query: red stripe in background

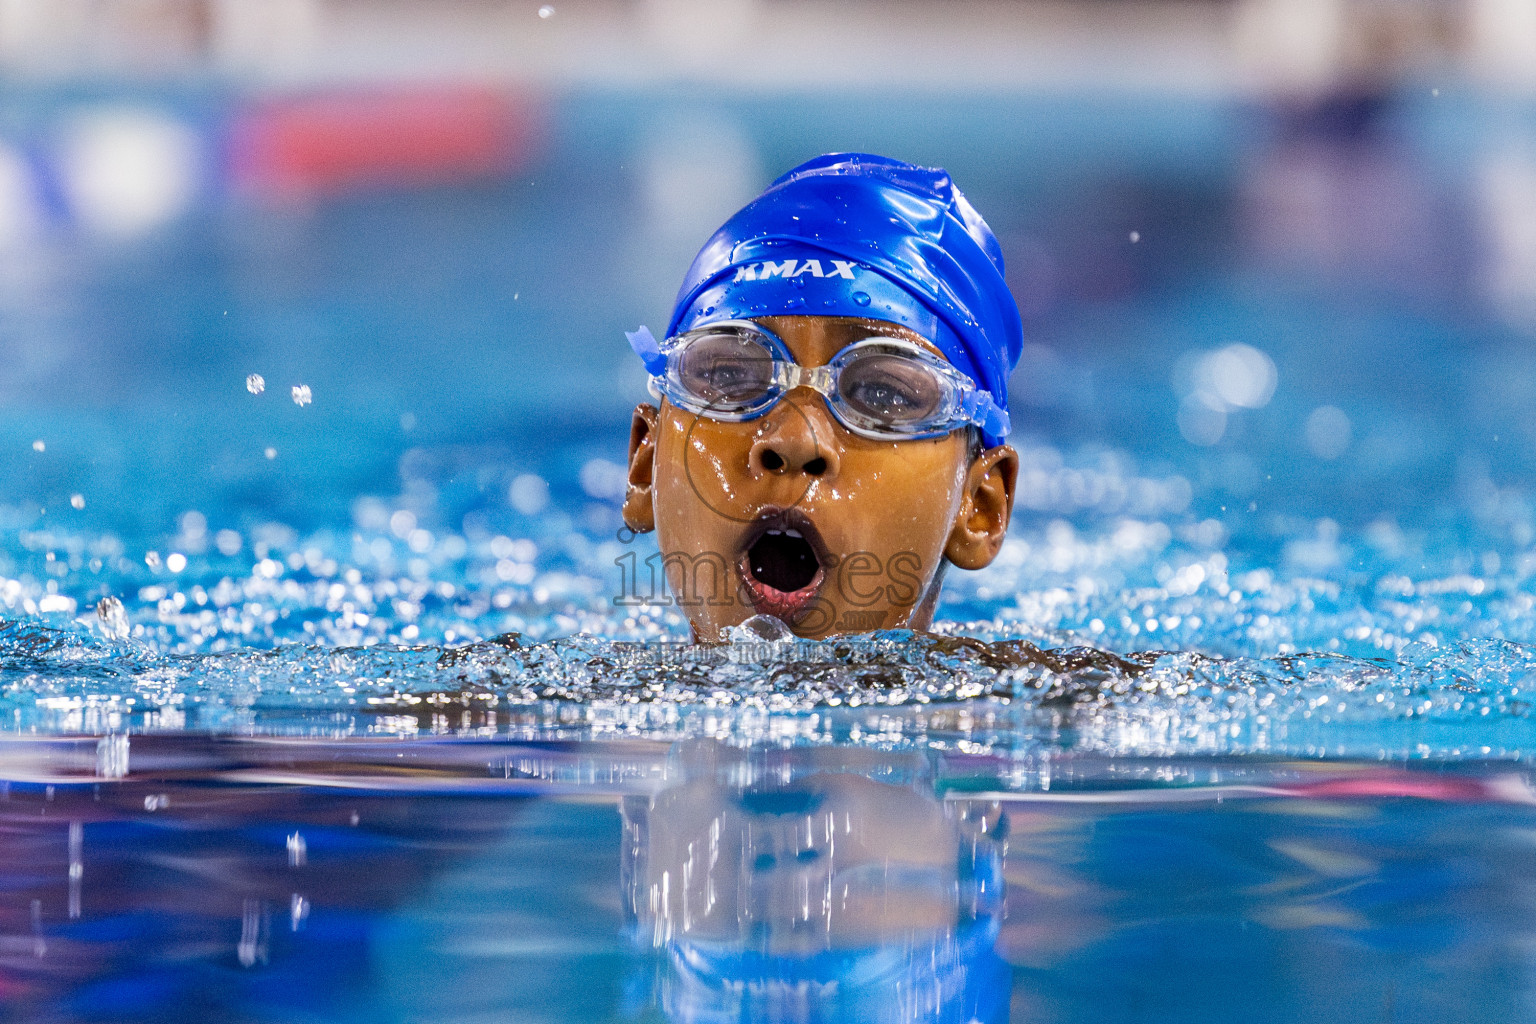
[230,85,543,198]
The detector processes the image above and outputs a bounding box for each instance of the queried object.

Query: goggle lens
[673,330,778,411]
[833,347,946,428]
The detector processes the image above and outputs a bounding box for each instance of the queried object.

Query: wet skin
[623,315,1018,641]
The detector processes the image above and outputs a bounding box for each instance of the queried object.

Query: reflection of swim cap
[668,153,1024,448]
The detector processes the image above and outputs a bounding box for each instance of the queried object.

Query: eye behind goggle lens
[835,352,946,427]
[673,330,777,411]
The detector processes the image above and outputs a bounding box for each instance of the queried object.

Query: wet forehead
[753,315,947,367]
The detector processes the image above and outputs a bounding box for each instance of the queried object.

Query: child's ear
[622,403,660,533]
[944,444,1018,570]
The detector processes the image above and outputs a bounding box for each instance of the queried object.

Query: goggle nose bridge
[775,363,837,398]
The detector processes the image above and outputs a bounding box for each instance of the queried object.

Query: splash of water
[2,615,1532,759]
[0,434,1532,761]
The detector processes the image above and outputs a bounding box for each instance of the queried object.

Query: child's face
[624,315,1017,640]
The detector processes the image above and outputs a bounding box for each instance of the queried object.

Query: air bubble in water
[145,551,161,570]
[31,440,43,452]
[1129,231,1141,243]
[538,4,554,16]
[246,374,265,395]
[291,384,312,407]
[264,447,276,460]
[166,552,187,573]
[70,494,84,509]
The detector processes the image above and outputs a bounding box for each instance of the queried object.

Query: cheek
[835,447,970,528]
[652,415,751,526]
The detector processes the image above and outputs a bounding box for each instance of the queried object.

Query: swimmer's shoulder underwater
[621,153,1023,641]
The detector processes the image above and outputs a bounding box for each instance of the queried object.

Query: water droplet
[291,384,312,407]
[703,306,715,315]
[852,291,871,306]
[95,596,128,640]
[785,297,805,310]
[538,4,554,17]
[729,614,794,642]
[246,373,265,395]
[70,494,84,510]
[791,276,806,289]
[31,440,43,452]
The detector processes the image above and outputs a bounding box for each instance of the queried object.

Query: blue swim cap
[667,153,1023,448]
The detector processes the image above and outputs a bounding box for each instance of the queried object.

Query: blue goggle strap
[959,389,1010,440]
[626,325,668,377]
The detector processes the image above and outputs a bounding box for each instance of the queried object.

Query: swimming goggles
[626,320,1009,442]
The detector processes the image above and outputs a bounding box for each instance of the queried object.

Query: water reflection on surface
[623,743,1010,1022]
[1,737,1536,1021]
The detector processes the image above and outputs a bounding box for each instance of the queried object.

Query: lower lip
[738,556,825,625]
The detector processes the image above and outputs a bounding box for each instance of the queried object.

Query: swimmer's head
[623,154,1024,640]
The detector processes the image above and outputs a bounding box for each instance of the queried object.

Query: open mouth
[737,511,828,624]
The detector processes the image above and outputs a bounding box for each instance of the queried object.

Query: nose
[749,396,840,479]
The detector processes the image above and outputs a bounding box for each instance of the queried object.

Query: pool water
[3,85,1536,1019]
[7,741,1536,1023]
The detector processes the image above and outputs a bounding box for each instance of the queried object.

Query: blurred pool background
[5,3,1536,1021]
